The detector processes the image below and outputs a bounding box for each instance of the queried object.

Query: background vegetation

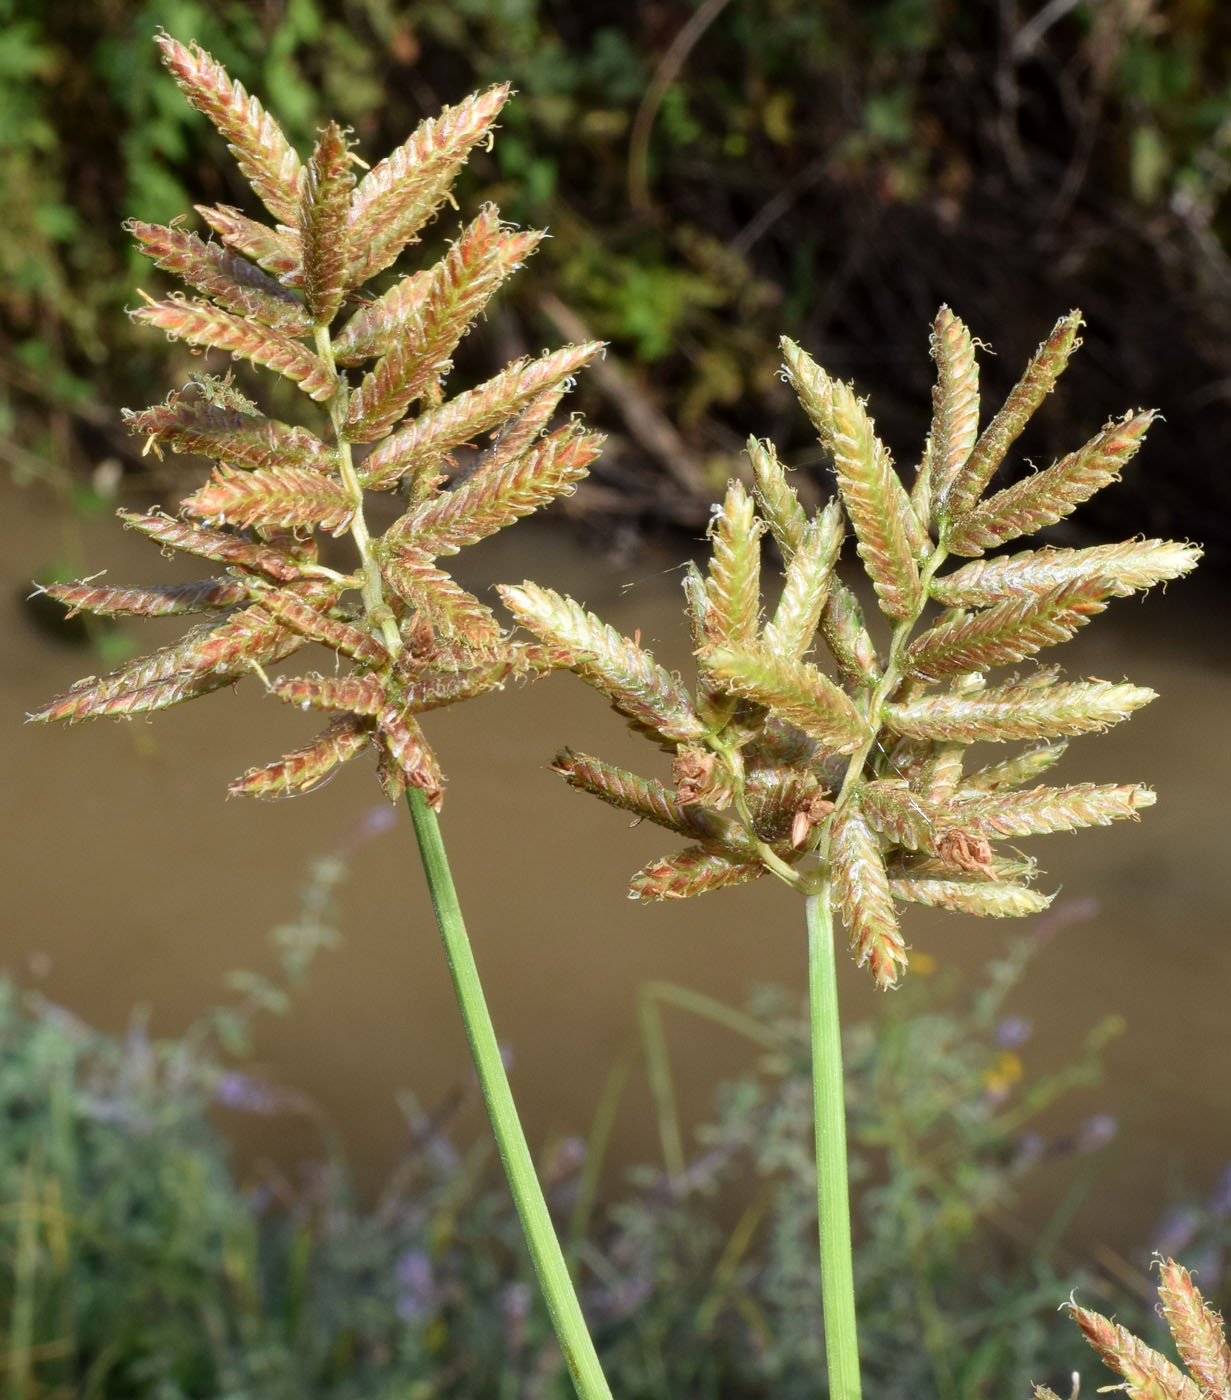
[4,0,1231,561]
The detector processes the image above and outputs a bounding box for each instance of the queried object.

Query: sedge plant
[27,33,614,1400]
[498,310,1200,1397]
[26,29,1206,1400]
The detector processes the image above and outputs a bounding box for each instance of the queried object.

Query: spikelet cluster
[1034,1258,1231,1400]
[502,306,1199,987]
[29,33,604,809]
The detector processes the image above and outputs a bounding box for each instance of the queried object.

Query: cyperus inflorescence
[501,306,1200,988]
[29,32,604,809]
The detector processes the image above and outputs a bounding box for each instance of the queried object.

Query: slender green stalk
[806,883,862,1400]
[405,788,613,1400]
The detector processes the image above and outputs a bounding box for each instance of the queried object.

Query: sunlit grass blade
[702,641,869,753]
[182,463,353,535]
[829,804,908,989]
[127,221,311,334]
[905,578,1109,680]
[947,410,1155,557]
[359,342,602,490]
[944,310,1083,521]
[928,305,980,509]
[299,121,355,324]
[155,33,303,225]
[884,677,1156,742]
[629,847,765,900]
[132,297,336,399]
[499,583,705,745]
[782,338,922,618]
[931,538,1201,606]
[348,85,511,284]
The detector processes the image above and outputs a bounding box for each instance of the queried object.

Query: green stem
[806,884,862,1400]
[406,788,613,1400]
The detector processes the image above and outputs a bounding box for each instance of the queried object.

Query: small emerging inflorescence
[500,308,1200,988]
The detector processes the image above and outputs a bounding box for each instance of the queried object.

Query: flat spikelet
[1063,1257,1231,1400]
[508,306,1197,988]
[31,35,602,811]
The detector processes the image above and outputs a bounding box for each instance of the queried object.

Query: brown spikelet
[944,310,1082,521]
[951,781,1155,837]
[820,580,882,686]
[254,590,391,669]
[381,549,502,644]
[119,509,307,583]
[28,604,304,724]
[884,677,1157,742]
[629,847,765,901]
[155,33,303,226]
[763,501,842,658]
[269,672,387,715]
[551,748,737,846]
[124,398,334,472]
[782,338,922,618]
[388,427,603,556]
[127,220,311,334]
[132,297,336,399]
[36,577,250,619]
[1156,1259,1231,1398]
[1068,1299,1203,1400]
[375,705,444,809]
[182,463,353,536]
[747,436,808,558]
[499,582,705,745]
[904,578,1110,680]
[348,85,512,284]
[947,410,1155,557]
[889,875,1051,918]
[228,715,372,798]
[345,210,542,441]
[701,642,869,754]
[196,204,301,282]
[332,271,434,366]
[359,342,603,490]
[299,122,355,324]
[829,805,908,989]
[931,538,1202,606]
[928,305,980,507]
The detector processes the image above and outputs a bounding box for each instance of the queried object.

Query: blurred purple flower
[395,1248,436,1323]
[1075,1113,1118,1155]
[994,1015,1032,1049]
[1152,1205,1201,1259]
[501,1281,533,1352]
[1011,1132,1045,1171]
[1209,1162,1231,1218]
[213,1071,300,1116]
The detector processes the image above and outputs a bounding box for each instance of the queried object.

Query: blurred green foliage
[3,0,1231,551]
[2,870,1208,1396]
